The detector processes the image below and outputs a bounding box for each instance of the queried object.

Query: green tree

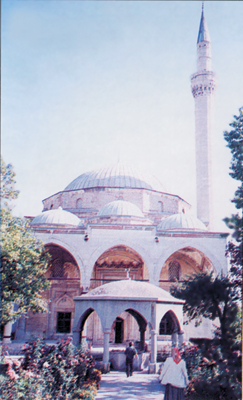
[1,158,19,208]
[170,272,240,353]
[223,107,243,298]
[224,107,243,211]
[171,272,241,399]
[1,157,49,328]
[1,208,50,326]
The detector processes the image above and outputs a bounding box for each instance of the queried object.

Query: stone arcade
[9,6,228,369]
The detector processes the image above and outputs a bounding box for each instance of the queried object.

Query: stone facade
[43,187,190,221]
[14,184,228,344]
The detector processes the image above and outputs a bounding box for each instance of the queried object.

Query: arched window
[76,198,82,209]
[158,201,164,212]
[168,261,180,281]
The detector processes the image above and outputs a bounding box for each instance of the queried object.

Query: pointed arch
[90,245,149,289]
[78,308,95,333]
[42,238,85,281]
[159,310,180,335]
[87,239,153,283]
[158,245,218,291]
[157,241,224,282]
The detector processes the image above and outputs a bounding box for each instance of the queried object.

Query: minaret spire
[197,3,210,44]
[191,5,216,229]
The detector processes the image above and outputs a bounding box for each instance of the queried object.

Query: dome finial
[125,267,131,280]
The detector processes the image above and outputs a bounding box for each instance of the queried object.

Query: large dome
[97,200,144,218]
[31,207,81,227]
[80,279,183,303]
[64,163,165,192]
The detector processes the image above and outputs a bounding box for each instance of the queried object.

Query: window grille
[168,261,180,281]
[57,312,71,333]
[51,259,64,278]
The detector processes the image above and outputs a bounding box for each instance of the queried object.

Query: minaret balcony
[191,71,217,98]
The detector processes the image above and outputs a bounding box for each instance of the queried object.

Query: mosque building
[13,6,228,354]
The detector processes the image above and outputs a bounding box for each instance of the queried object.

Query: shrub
[0,338,101,400]
[181,342,242,400]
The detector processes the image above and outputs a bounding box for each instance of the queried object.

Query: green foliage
[0,338,101,400]
[170,272,236,330]
[1,207,50,326]
[171,273,242,399]
[223,108,243,296]
[182,342,241,400]
[182,343,217,399]
[1,159,50,327]
[223,107,243,211]
[1,158,19,208]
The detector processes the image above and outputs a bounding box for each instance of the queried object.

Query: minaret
[191,3,216,229]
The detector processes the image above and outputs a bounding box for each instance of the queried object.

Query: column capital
[103,328,111,334]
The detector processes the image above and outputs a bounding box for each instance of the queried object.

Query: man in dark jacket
[124,341,138,377]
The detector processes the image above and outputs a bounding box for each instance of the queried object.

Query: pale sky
[2,1,243,231]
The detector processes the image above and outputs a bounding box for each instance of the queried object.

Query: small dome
[81,279,183,303]
[31,207,81,227]
[97,200,144,218]
[64,163,165,192]
[158,213,207,231]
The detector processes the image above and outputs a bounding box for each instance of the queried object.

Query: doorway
[115,317,124,343]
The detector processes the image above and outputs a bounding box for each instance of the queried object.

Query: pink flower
[25,370,34,378]
[5,358,13,367]
[43,362,49,368]
[8,368,19,380]
[13,360,21,367]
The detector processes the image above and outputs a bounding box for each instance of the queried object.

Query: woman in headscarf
[159,347,189,400]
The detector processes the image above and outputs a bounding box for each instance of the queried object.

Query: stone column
[139,328,146,351]
[103,328,111,372]
[171,332,178,348]
[150,329,157,363]
[72,329,80,346]
[149,329,157,373]
[178,331,184,348]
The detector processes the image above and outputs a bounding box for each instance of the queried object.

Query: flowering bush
[181,342,242,400]
[0,338,101,400]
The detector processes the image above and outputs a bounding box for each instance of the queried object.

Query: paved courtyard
[95,370,165,400]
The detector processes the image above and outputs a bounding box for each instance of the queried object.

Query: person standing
[124,341,138,377]
[159,347,189,400]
